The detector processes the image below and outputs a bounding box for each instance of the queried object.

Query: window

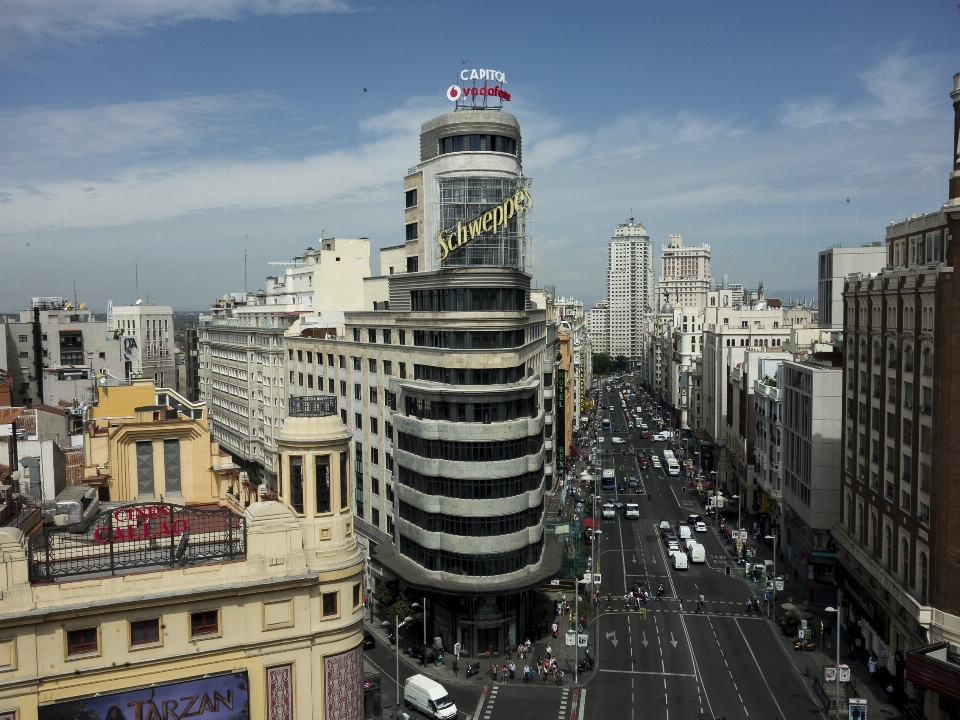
[298,372,303,386]
[902,418,912,446]
[371,447,379,465]
[130,618,160,646]
[352,328,361,342]
[370,417,378,435]
[322,592,339,617]
[901,490,911,512]
[355,413,363,430]
[405,222,418,241]
[370,386,378,404]
[353,582,362,609]
[307,351,313,364]
[316,456,331,513]
[290,456,304,514]
[329,378,335,394]
[399,330,406,346]
[66,627,99,656]
[406,256,418,273]
[163,439,181,494]
[339,355,346,368]
[18,334,27,342]
[340,452,349,509]
[136,441,154,496]
[405,189,417,208]
[328,354,334,367]
[354,383,362,400]
[340,381,346,397]
[383,329,392,344]
[369,358,377,373]
[297,350,303,362]
[353,356,361,371]
[190,611,219,638]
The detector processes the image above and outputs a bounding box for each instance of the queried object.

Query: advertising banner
[38,671,249,720]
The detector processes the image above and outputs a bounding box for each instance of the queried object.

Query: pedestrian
[551,621,559,638]
[523,664,530,683]
[745,598,753,613]
[868,655,877,679]
[505,644,512,661]
[696,593,705,614]
[546,645,552,660]
[657,583,664,601]
[490,664,497,680]
[536,657,543,675]
[678,597,684,612]
[509,661,516,680]
[556,669,564,686]
[501,666,508,684]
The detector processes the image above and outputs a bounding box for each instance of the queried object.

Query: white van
[404,675,457,720]
[625,503,640,519]
[687,542,705,563]
[677,525,692,541]
[672,551,688,570]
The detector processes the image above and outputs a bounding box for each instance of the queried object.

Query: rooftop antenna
[73,280,77,309]
[135,257,139,305]
[244,237,248,294]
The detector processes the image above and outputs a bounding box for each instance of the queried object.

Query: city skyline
[1,2,956,311]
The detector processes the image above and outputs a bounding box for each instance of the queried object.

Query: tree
[614,355,630,372]
[591,353,614,376]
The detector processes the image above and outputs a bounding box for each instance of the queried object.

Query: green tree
[591,353,614,376]
[614,355,630,372]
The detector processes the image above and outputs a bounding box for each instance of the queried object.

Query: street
[582,384,821,720]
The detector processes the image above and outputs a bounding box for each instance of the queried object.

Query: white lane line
[599,669,697,677]
[732,616,788,720]
[577,690,587,720]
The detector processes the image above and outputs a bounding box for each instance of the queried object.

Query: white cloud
[779,47,941,128]
[3,0,350,45]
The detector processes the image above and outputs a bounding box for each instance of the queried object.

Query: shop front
[837,562,892,670]
[784,506,836,581]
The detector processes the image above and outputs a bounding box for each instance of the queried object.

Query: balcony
[905,363,914,373]
[922,366,932,377]
[920,404,931,416]
[888,361,897,370]
[904,399,913,410]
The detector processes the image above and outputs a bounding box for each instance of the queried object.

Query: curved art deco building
[285,107,561,657]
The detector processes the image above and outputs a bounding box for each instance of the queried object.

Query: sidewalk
[364,588,598,690]
[728,512,908,719]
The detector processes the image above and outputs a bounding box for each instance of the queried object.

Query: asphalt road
[582,384,821,720]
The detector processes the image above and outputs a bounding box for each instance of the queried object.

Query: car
[628,476,640,488]
[639,430,650,439]
[651,458,662,469]
[664,530,678,545]
[640,457,650,469]
[687,514,702,525]
[695,521,708,533]
[659,520,672,534]
[597,436,605,442]
[640,424,649,431]
[363,630,376,650]
[611,499,626,510]
[602,503,616,519]
[612,437,626,444]
[667,539,680,553]
[609,406,615,412]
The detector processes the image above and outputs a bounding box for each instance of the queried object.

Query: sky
[1,1,957,312]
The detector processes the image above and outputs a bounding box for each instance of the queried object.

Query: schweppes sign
[437,183,532,262]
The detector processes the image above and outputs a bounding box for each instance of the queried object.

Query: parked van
[677,525,692,541]
[687,542,705,563]
[404,675,457,720]
[672,551,688,570]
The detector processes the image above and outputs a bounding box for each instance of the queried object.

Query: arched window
[923,347,932,376]
[848,339,855,360]
[873,342,881,366]
[905,346,914,372]
[888,344,896,369]
[845,494,852,530]
[902,538,910,587]
[857,502,865,545]
[860,340,867,363]
[885,526,892,572]
[920,552,928,604]
[871,513,878,555]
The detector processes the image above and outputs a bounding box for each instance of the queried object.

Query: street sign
[565,631,576,647]
[798,628,812,639]
[578,633,588,647]
[593,573,602,585]
[553,524,570,535]
[775,580,785,591]
[839,665,852,682]
[739,530,748,541]
[848,698,867,719]
[550,579,560,586]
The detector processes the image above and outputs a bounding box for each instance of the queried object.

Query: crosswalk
[597,602,771,617]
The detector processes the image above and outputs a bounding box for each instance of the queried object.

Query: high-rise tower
[606,217,654,368]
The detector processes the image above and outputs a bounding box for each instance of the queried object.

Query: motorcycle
[577,652,595,672]
[387,630,396,645]
[466,662,480,678]
[795,640,817,652]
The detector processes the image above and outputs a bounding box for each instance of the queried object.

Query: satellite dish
[136,299,143,306]
[79,302,87,309]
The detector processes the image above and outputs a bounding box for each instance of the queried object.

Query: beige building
[0,385,366,720]
[110,304,176,388]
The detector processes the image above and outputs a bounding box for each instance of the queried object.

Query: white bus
[662,449,681,476]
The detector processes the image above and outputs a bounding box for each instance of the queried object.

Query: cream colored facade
[111,305,176,388]
[0,382,365,720]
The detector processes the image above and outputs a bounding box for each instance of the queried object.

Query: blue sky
[1,1,956,311]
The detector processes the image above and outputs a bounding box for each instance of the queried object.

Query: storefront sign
[556,370,565,410]
[38,672,249,720]
[93,504,188,543]
[437,184,532,261]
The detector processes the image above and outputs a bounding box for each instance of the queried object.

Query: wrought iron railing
[288,394,338,417]
[28,502,246,583]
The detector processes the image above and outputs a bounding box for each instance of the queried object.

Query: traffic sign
[775,580,785,591]
[578,633,588,647]
[593,573,601,585]
[565,631,576,647]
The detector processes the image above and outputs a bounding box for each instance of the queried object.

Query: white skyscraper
[606,217,654,367]
[656,234,711,310]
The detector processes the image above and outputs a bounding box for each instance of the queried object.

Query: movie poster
[38,672,249,720]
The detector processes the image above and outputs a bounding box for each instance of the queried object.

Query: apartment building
[586,299,610,356]
[657,234,711,310]
[110,304,175,387]
[817,243,887,327]
[606,218,654,369]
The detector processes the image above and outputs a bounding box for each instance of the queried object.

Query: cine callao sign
[437,184,532,262]
[93,503,188,543]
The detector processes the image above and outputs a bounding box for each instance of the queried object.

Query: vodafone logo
[447,85,462,102]
[446,67,511,104]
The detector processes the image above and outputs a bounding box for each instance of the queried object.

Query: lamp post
[764,531,776,619]
[395,614,413,715]
[825,605,842,720]
[731,494,741,533]
[410,602,423,650]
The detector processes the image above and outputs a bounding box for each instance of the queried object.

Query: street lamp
[825,605,842,720]
[411,602,423,649]
[764,532,777,619]
[731,494,741,533]
[395,614,414,714]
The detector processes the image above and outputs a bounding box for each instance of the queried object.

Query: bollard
[725,565,730,575]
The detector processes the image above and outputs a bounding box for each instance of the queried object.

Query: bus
[663,449,681,476]
[602,417,611,432]
[601,469,616,490]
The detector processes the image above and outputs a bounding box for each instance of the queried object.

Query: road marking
[471,685,488,720]
[577,690,586,720]
[599,669,697,677]
[733,616,788,720]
